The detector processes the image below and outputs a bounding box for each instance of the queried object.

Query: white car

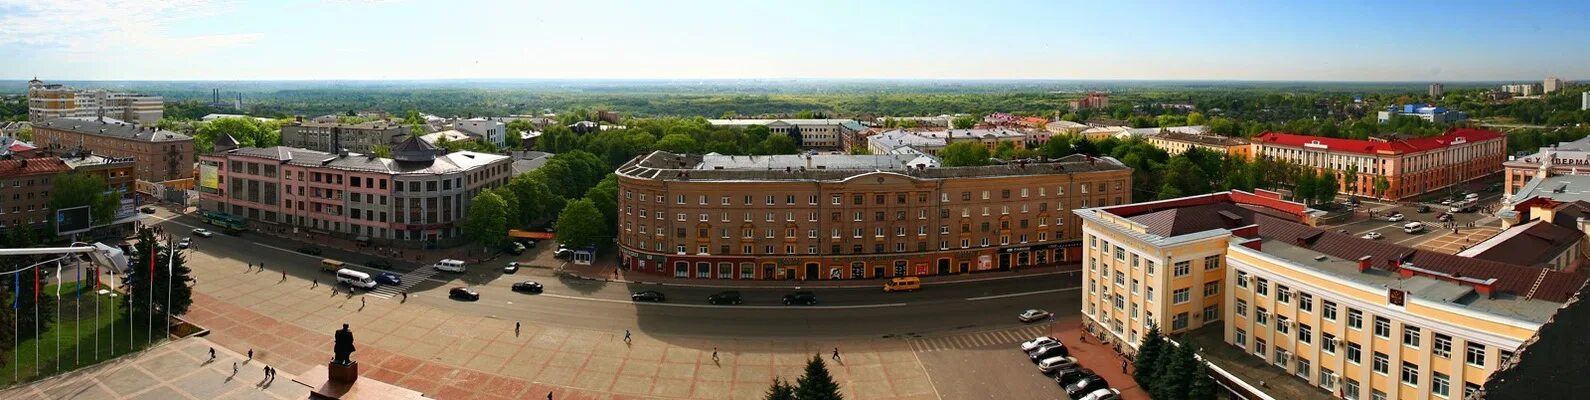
[191,228,214,237]
[177,238,192,249]
[1018,309,1053,323]
[504,262,519,274]
[1021,336,1060,352]
[1361,232,1383,240]
[1079,388,1122,400]
[1037,356,1079,373]
[1386,214,1405,222]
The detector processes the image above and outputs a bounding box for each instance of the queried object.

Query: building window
[1204,255,1221,270]
[1373,316,1391,338]
[1276,316,1290,335]
[1298,323,1312,343]
[1345,379,1361,400]
[1277,284,1292,303]
[1347,309,1363,329]
[1372,352,1389,374]
[1203,305,1219,322]
[1323,300,1337,320]
[1255,307,1268,325]
[1236,270,1248,288]
[1274,348,1289,368]
[1402,326,1421,348]
[1299,293,1313,312]
[1372,390,1386,400]
[1204,281,1219,297]
[1172,288,1189,304]
[1466,342,1487,367]
[1172,312,1189,331]
[1432,372,1450,397]
[1235,328,1247,347]
[1400,361,1419,386]
[1235,299,1247,317]
[1255,278,1269,296]
[1173,261,1190,276]
[1434,334,1452,358]
[1322,333,1337,353]
[1254,339,1267,358]
[1347,343,1362,364]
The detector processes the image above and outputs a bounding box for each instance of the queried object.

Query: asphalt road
[1320,191,1505,247]
[151,213,1082,339]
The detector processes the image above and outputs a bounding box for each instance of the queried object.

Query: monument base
[299,364,428,400]
[328,361,359,383]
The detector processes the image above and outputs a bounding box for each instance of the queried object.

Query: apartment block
[1251,129,1505,200]
[866,128,1028,156]
[26,79,163,125]
[706,119,865,150]
[280,121,411,153]
[0,158,71,231]
[29,118,194,182]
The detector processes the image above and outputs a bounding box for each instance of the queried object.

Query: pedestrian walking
[516,322,521,335]
[247,262,252,272]
[209,347,216,360]
[624,330,632,343]
[1121,359,1128,373]
[312,278,318,288]
[282,270,287,281]
[712,347,719,362]
[361,297,366,307]
[247,349,253,360]
[232,362,238,375]
[832,347,840,361]
[401,290,407,302]
[263,365,270,378]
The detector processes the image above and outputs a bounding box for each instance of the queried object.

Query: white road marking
[965,287,1080,301]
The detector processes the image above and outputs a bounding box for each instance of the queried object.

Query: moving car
[631,290,666,302]
[1361,232,1383,240]
[1028,344,1068,362]
[1078,388,1122,400]
[505,242,526,255]
[1437,212,1453,222]
[320,259,345,273]
[177,238,192,249]
[336,269,377,289]
[191,228,213,237]
[448,287,480,301]
[1386,213,1405,222]
[512,281,544,293]
[882,276,921,292]
[373,272,401,286]
[1018,309,1053,322]
[1065,377,1111,398]
[297,246,323,255]
[365,259,393,270]
[1054,367,1095,386]
[1403,222,1426,234]
[1416,205,1432,213]
[434,259,466,272]
[1020,336,1060,352]
[504,262,519,274]
[707,291,743,305]
[782,291,818,305]
[1440,199,1453,206]
[140,206,156,214]
[1037,356,1079,373]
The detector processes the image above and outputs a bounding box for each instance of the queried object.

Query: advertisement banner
[198,161,220,193]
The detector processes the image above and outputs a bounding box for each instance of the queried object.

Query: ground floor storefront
[619,241,1081,280]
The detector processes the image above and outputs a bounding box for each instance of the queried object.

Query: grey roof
[1509,174,1590,204]
[511,151,553,175]
[619,151,1127,183]
[215,134,240,147]
[34,117,192,142]
[225,146,507,175]
[1147,130,1250,146]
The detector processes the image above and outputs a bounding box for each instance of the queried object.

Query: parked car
[1037,356,1079,373]
[1065,377,1111,398]
[553,248,574,259]
[782,291,818,305]
[1018,309,1053,322]
[504,262,519,274]
[1020,336,1060,352]
[512,281,544,293]
[708,291,743,305]
[140,206,156,214]
[518,239,537,248]
[297,246,323,255]
[1345,198,1360,206]
[1028,344,1068,362]
[177,238,192,249]
[365,259,393,270]
[505,242,526,255]
[1078,388,1122,400]
[1386,213,1405,222]
[1361,232,1383,240]
[191,228,213,237]
[1416,205,1432,213]
[448,287,480,301]
[1055,368,1096,386]
[373,272,401,286]
[1440,199,1454,206]
[631,290,666,302]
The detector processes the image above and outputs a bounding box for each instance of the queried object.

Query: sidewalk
[0,336,309,400]
[165,206,487,265]
[560,262,1081,289]
[1047,321,1149,400]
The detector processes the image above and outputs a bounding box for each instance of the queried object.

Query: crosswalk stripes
[365,267,439,299]
[907,325,1052,352]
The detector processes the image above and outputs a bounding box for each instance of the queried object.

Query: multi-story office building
[30,118,195,182]
[280,121,411,153]
[26,79,163,125]
[1251,129,1506,200]
[1144,130,1252,159]
[615,151,1131,280]
[1544,77,1564,94]
[196,137,512,246]
[866,129,1028,155]
[1071,92,1111,109]
[706,119,865,150]
[451,117,507,147]
[1501,135,1590,196]
[1074,190,1320,344]
[0,157,71,231]
[59,149,137,198]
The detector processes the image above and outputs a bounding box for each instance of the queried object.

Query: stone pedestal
[328,361,359,383]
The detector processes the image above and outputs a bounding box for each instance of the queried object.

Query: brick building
[29,118,195,182]
[1251,129,1505,200]
[615,151,1132,281]
[0,157,71,231]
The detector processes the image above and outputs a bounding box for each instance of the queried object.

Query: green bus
[199,211,247,233]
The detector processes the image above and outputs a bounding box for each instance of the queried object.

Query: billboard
[56,206,93,236]
[198,160,220,193]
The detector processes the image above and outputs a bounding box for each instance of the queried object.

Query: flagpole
[34,266,40,378]
[75,253,82,367]
[165,237,175,343]
[13,265,19,384]
[54,261,62,374]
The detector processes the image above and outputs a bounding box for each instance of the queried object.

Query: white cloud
[0,0,260,55]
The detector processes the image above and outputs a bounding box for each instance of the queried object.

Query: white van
[336,269,377,289]
[434,259,467,272]
[1403,222,1426,234]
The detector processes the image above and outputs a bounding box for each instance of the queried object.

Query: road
[1319,191,1505,250]
[151,212,1082,340]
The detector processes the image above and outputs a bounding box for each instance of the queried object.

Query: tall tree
[951,115,978,129]
[1158,157,1211,199]
[1152,341,1198,400]
[794,354,844,400]
[584,174,621,233]
[1293,169,1317,204]
[1373,176,1391,199]
[1316,169,1341,205]
[462,191,509,250]
[554,199,607,249]
[1132,323,1168,390]
[49,172,118,232]
[655,133,701,154]
[122,227,194,323]
[508,174,564,224]
[1040,135,1073,159]
[492,187,522,230]
[758,134,798,155]
[1342,165,1360,199]
[1187,360,1219,400]
[939,142,991,167]
[764,378,797,400]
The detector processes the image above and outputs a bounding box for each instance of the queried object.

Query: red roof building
[0,157,71,230]
[1251,128,1506,200]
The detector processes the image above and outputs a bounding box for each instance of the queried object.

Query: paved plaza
[1413,226,1502,254]
[0,337,306,400]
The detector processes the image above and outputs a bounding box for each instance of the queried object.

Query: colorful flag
[56,262,63,298]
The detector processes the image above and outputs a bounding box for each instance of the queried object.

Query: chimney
[1357,256,1372,272]
[806,155,813,170]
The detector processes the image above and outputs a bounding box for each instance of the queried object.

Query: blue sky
[2,0,1588,81]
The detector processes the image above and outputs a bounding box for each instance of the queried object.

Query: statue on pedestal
[333,323,356,365]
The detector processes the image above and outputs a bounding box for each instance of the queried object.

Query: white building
[1582,92,1588,111]
[451,117,506,147]
[1502,84,1538,96]
[26,78,163,125]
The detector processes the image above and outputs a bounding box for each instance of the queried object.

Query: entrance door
[998,253,1011,271]
[873,266,885,278]
[804,263,819,280]
[937,259,951,275]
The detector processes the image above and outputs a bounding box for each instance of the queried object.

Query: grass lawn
[1,283,163,387]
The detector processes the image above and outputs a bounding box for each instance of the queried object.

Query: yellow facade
[1224,246,1534,400]
[1079,212,1233,349]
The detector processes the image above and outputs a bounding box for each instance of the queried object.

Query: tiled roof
[1252,128,1503,155]
[1481,282,1590,398]
[1126,202,1298,237]
[1254,214,1589,303]
[0,157,71,176]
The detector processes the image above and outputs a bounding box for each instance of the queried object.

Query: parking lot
[1320,192,1506,253]
[915,315,1144,400]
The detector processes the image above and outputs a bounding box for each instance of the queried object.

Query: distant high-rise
[26,78,163,124]
[1583,92,1589,111]
[1545,77,1565,94]
[1429,83,1444,98]
[1502,83,1538,96]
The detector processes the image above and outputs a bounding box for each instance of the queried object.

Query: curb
[558,268,1078,289]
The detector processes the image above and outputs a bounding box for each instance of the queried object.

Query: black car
[782,291,818,305]
[707,291,743,305]
[1416,205,1432,213]
[297,246,323,255]
[140,206,156,214]
[1055,367,1095,386]
[632,290,666,302]
[1065,377,1110,398]
[366,259,393,270]
[1029,344,1068,362]
[448,287,480,301]
[512,281,544,293]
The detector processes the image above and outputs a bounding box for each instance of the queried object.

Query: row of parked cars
[1020,336,1120,400]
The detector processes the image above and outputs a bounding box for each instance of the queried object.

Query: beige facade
[1145,131,1253,160]
[617,151,1131,280]
[706,119,864,150]
[26,79,163,125]
[281,121,412,153]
